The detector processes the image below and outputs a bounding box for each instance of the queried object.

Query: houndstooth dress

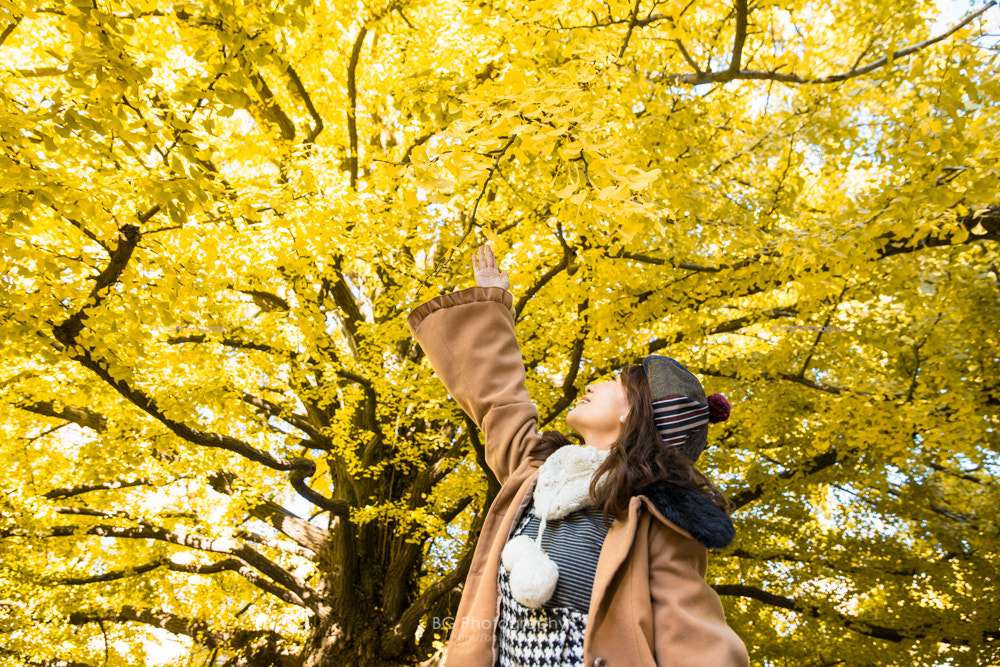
[496,499,612,667]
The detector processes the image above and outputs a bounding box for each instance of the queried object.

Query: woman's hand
[473,244,510,291]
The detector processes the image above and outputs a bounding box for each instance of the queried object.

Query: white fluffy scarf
[500,445,610,609]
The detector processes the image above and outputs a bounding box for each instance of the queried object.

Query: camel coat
[407,286,749,667]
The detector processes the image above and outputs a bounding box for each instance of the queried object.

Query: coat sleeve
[406,286,540,484]
[647,521,750,667]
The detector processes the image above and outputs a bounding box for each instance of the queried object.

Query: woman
[407,245,749,667]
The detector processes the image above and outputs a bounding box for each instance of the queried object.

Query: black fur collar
[636,483,736,549]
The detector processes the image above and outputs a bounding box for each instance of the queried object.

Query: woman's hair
[532,364,732,519]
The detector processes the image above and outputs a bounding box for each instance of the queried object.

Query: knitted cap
[641,355,730,462]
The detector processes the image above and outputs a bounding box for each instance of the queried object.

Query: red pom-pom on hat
[707,393,730,423]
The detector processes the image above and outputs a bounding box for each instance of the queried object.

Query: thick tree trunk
[296,512,427,667]
[301,610,413,667]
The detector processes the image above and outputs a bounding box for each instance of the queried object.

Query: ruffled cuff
[406,286,515,332]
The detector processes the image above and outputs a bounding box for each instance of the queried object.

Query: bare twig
[427,133,518,282]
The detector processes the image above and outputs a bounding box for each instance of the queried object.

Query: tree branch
[239,288,291,312]
[239,529,316,559]
[383,521,478,657]
[714,584,999,644]
[326,260,366,342]
[241,393,326,442]
[401,131,434,165]
[465,415,501,503]
[926,460,986,485]
[49,544,306,607]
[642,3,997,85]
[279,56,324,145]
[68,606,229,648]
[617,0,643,59]
[208,470,332,552]
[877,206,1000,257]
[645,303,810,355]
[714,584,905,641]
[43,478,152,499]
[0,649,97,667]
[337,369,386,468]
[18,400,108,432]
[51,335,321,474]
[429,133,519,283]
[52,224,142,344]
[513,252,570,320]
[541,300,589,426]
[169,557,306,606]
[347,26,370,190]
[674,39,702,74]
[1,17,22,46]
[56,560,165,585]
[51,242,336,480]
[729,0,748,74]
[728,448,840,509]
[289,460,351,517]
[42,232,351,543]
[700,367,883,398]
[4,524,320,610]
[244,67,296,141]
[166,332,287,356]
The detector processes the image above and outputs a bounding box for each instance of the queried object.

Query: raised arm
[406,245,539,484]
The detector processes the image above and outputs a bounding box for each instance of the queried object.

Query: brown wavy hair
[531,364,732,520]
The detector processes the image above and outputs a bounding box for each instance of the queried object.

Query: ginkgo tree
[1,0,999,665]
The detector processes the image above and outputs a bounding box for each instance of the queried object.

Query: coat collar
[635,482,736,549]
[513,463,737,550]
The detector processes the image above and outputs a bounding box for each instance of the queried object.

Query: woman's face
[566,375,631,451]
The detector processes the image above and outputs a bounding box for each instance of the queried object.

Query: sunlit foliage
[1,0,998,665]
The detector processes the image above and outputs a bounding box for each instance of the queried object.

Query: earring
[619,415,627,422]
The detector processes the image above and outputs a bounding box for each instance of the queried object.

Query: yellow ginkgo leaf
[554,181,577,199]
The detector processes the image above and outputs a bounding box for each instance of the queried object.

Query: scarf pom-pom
[501,534,539,572]
[509,549,559,609]
[707,393,731,423]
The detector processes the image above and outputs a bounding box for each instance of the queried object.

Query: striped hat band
[651,395,709,448]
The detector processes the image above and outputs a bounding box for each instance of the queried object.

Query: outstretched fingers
[474,245,497,273]
[478,245,495,271]
[472,244,510,289]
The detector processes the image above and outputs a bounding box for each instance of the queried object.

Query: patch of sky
[343,273,362,300]
[195,405,214,425]
[740,0,1000,191]
[885,464,909,486]
[267,415,301,435]
[533,363,565,387]
[259,487,326,532]
[825,483,902,538]
[932,0,999,39]
[324,310,342,336]
[424,511,468,573]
